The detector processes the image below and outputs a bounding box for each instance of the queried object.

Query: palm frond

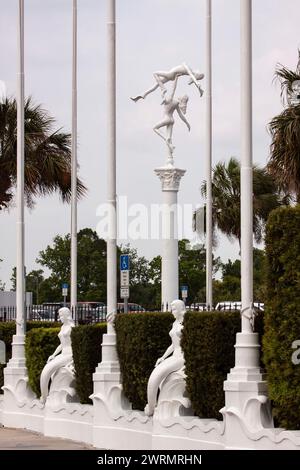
[0,97,87,209]
[268,105,300,197]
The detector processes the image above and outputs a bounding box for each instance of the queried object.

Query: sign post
[120,255,130,313]
[181,285,188,305]
[62,283,69,307]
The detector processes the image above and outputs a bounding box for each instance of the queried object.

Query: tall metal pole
[107,0,117,334]
[93,0,120,399]
[205,0,213,309]
[70,0,78,316]
[240,0,253,334]
[224,2,270,429]
[16,0,25,339]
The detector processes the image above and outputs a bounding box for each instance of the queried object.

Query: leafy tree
[10,266,16,291]
[179,240,221,305]
[0,97,86,210]
[0,259,5,291]
[25,270,45,304]
[214,249,266,304]
[268,52,300,201]
[37,228,107,302]
[201,158,285,246]
[119,246,161,310]
[120,245,150,286]
[10,267,50,303]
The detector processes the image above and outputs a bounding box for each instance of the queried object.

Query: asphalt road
[0,426,94,450]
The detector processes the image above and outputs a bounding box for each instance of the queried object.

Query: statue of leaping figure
[153,75,191,159]
[131,63,204,102]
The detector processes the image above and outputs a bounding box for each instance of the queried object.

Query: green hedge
[0,321,60,394]
[25,327,60,397]
[71,323,107,404]
[115,313,173,410]
[182,310,264,420]
[263,205,300,429]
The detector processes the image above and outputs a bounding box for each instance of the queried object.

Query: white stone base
[1,391,300,450]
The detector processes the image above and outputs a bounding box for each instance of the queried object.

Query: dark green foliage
[214,249,267,304]
[115,313,173,410]
[0,97,86,210]
[0,321,60,393]
[182,311,239,419]
[71,323,107,404]
[182,311,264,420]
[25,327,60,397]
[201,157,284,246]
[267,54,300,200]
[263,205,300,429]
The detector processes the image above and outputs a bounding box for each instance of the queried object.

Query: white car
[215,302,264,312]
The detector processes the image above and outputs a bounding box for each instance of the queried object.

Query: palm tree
[267,52,300,200]
[201,157,285,247]
[0,97,86,210]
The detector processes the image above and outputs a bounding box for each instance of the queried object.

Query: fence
[0,305,107,325]
[0,302,265,324]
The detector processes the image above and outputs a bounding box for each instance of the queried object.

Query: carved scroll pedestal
[46,364,78,407]
[222,331,274,448]
[156,367,193,421]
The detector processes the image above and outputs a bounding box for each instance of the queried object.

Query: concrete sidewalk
[0,426,94,450]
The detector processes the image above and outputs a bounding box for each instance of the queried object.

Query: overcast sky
[0,0,299,289]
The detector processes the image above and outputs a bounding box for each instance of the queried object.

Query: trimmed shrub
[25,327,60,397]
[0,323,15,392]
[182,310,264,420]
[71,323,107,404]
[263,205,300,429]
[0,321,60,394]
[115,312,173,410]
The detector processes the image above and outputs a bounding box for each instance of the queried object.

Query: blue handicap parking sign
[120,255,130,271]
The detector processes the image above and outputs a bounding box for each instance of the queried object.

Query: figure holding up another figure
[131,63,204,102]
[153,75,191,161]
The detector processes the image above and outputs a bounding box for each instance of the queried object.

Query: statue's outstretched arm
[177,108,191,131]
[170,76,179,101]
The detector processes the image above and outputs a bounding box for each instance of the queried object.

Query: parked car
[215,301,264,311]
[76,302,107,324]
[187,303,207,311]
[31,303,65,321]
[117,303,146,313]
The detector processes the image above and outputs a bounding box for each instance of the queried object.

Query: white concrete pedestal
[155,164,186,312]
[92,332,132,448]
[222,332,273,448]
[2,336,35,427]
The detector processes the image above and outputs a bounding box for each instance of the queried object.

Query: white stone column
[70,0,78,316]
[155,164,186,312]
[4,0,26,378]
[92,3,129,443]
[2,2,35,417]
[223,0,272,438]
[205,0,213,309]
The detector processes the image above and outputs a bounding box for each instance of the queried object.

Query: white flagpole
[70,0,78,317]
[205,0,213,309]
[16,0,25,339]
[240,0,253,333]
[107,0,117,333]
